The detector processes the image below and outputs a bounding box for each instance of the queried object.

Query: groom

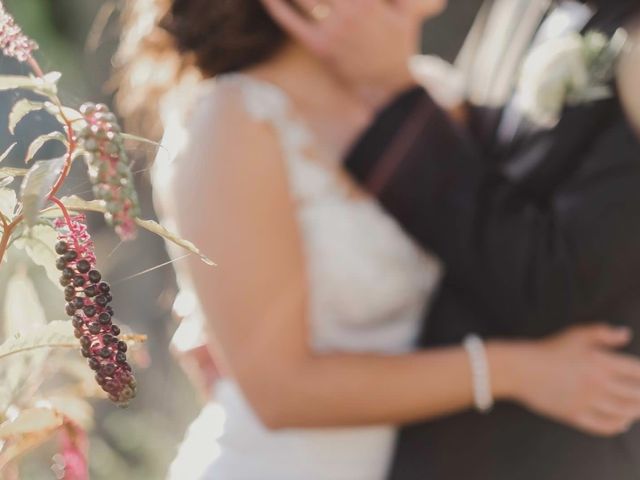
[262,0,640,479]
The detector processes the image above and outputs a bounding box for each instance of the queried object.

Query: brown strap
[366,96,436,195]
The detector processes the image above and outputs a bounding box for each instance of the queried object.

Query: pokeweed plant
[0,2,212,477]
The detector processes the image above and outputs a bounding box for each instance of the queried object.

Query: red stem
[27,55,44,78]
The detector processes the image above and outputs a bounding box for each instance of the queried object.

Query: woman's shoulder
[167,76,287,193]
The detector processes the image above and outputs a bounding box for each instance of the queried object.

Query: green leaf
[135,218,215,266]
[0,167,29,179]
[3,270,46,338]
[0,143,17,164]
[24,131,68,164]
[8,99,45,135]
[40,195,215,265]
[0,188,17,219]
[0,320,76,361]
[0,273,51,411]
[20,157,65,227]
[121,132,163,148]
[0,72,60,98]
[44,102,85,128]
[13,225,61,287]
[40,194,105,217]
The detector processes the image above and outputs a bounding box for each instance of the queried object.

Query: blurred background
[0,0,483,478]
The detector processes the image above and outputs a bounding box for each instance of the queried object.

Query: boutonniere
[516,28,629,128]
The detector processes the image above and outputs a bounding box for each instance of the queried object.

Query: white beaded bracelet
[463,334,494,413]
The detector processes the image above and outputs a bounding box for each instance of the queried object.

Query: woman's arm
[169,86,640,435]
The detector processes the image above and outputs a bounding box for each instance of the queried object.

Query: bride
[118,1,640,478]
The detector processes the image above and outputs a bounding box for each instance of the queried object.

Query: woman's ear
[617,23,640,135]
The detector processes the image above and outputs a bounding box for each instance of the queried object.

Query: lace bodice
[213,74,442,354]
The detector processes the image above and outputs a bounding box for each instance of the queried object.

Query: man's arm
[347,89,640,338]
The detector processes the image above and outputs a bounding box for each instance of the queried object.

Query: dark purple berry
[60,276,71,287]
[88,323,101,335]
[98,313,111,325]
[98,282,110,294]
[80,336,91,349]
[74,328,83,339]
[76,259,91,273]
[117,341,127,352]
[81,348,91,358]
[72,297,85,309]
[101,363,116,376]
[88,270,101,284]
[103,334,115,345]
[116,352,127,363]
[84,285,98,297]
[72,316,83,329]
[62,269,75,281]
[105,293,113,303]
[55,241,68,255]
[95,373,106,385]
[110,325,120,336]
[66,303,77,316]
[106,306,114,316]
[88,357,100,370]
[72,276,86,287]
[63,250,78,262]
[95,295,108,307]
[83,305,97,317]
[56,257,67,270]
[99,347,111,358]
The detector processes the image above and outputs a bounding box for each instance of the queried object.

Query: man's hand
[260,0,423,109]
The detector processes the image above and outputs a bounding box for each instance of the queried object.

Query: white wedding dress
[159,73,443,480]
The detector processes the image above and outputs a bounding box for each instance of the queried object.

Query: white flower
[516,33,589,127]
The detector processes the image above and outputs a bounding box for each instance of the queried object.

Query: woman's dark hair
[160,0,287,77]
[115,0,289,135]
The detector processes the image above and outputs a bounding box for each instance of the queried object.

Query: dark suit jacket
[345,3,640,479]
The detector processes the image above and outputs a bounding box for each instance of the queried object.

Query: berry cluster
[55,215,136,406]
[77,102,141,241]
[0,2,38,62]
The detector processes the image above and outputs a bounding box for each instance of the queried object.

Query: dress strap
[216,73,342,203]
[218,73,313,159]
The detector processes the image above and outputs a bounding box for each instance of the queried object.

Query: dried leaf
[0,143,17,164]
[12,224,61,287]
[0,408,63,439]
[8,99,45,135]
[0,320,76,361]
[24,131,67,164]
[20,157,65,227]
[135,218,215,265]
